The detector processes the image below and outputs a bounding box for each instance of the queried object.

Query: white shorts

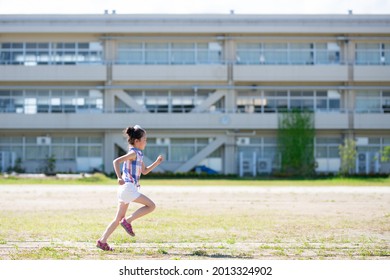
[117,182,141,204]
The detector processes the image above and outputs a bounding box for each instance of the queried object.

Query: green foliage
[339,138,357,175]
[380,146,390,162]
[43,154,56,175]
[277,110,315,177]
[6,158,25,173]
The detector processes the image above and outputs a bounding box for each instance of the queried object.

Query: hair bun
[123,125,145,145]
[126,127,134,136]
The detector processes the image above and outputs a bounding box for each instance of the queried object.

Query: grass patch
[192,249,208,256]
[1,173,390,186]
[11,246,71,260]
[0,173,114,185]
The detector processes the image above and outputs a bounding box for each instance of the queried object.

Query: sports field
[0,182,389,260]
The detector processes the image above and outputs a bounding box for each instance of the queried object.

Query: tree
[380,146,390,163]
[339,138,357,176]
[43,154,56,175]
[277,109,315,177]
[6,157,25,173]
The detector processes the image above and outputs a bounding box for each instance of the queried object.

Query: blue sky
[0,0,389,14]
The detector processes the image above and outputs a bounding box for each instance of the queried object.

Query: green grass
[0,173,114,185]
[1,173,390,186]
[143,177,390,186]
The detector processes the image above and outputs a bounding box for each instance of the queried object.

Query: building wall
[0,14,389,175]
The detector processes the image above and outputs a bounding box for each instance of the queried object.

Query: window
[171,43,195,64]
[315,138,342,158]
[236,137,279,170]
[24,98,37,114]
[0,43,24,64]
[145,91,169,113]
[236,43,262,64]
[356,91,381,113]
[382,91,390,113]
[146,138,209,162]
[263,91,288,113]
[316,43,340,64]
[355,43,389,65]
[52,146,75,160]
[0,137,24,160]
[117,43,144,64]
[171,146,195,162]
[0,89,103,114]
[384,44,390,65]
[237,89,341,113]
[290,91,315,111]
[357,137,381,155]
[124,89,209,113]
[290,43,313,65]
[0,42,103,65]
[316,91,341,112]
[264,43,288,64]
[145,43,169,64]
[144,138,169,162]
[237,91,266,113]
[197,42,222,64]
[77,137,103,157]
[116,41,223,65]
[236,42,340,65]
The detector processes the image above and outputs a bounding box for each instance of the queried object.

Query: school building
[0,13,389,175]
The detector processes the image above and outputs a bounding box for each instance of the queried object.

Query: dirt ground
[1,185,389,218]
[0,184,389,259]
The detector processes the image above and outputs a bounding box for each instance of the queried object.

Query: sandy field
[0,184,389,259]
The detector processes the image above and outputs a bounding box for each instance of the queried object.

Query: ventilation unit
[36,137,51,145]
[257,159,271,173]
[237,137,250,145]
[156,138,169,145]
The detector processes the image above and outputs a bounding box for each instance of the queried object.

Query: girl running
[97,125,163,251]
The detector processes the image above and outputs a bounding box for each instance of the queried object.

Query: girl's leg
[125,194,156,223]
[99,202,129,243]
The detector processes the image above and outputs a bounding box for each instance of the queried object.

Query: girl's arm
[113,151,136,185]
[142,155,163,175]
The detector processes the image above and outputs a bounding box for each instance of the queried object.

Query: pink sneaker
[96,240,113,251]
[120,218,135,236]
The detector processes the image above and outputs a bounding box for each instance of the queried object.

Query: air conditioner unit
[156,138,169,145]
[356,152,368,174]
[237,137,250,145]
[358,153,366,161]
[258,159,271,173]
[37,137,51,145]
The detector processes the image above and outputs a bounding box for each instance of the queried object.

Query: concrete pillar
[103,39,116,113]
[104,89,115,113]
[103,131,116,174]
[226,37,235,77]
[346,37,356,138]
[225,88,236,113]
[223,134,236,174]
[224,37,237,113]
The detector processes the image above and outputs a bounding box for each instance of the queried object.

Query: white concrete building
[0,14,389,175]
